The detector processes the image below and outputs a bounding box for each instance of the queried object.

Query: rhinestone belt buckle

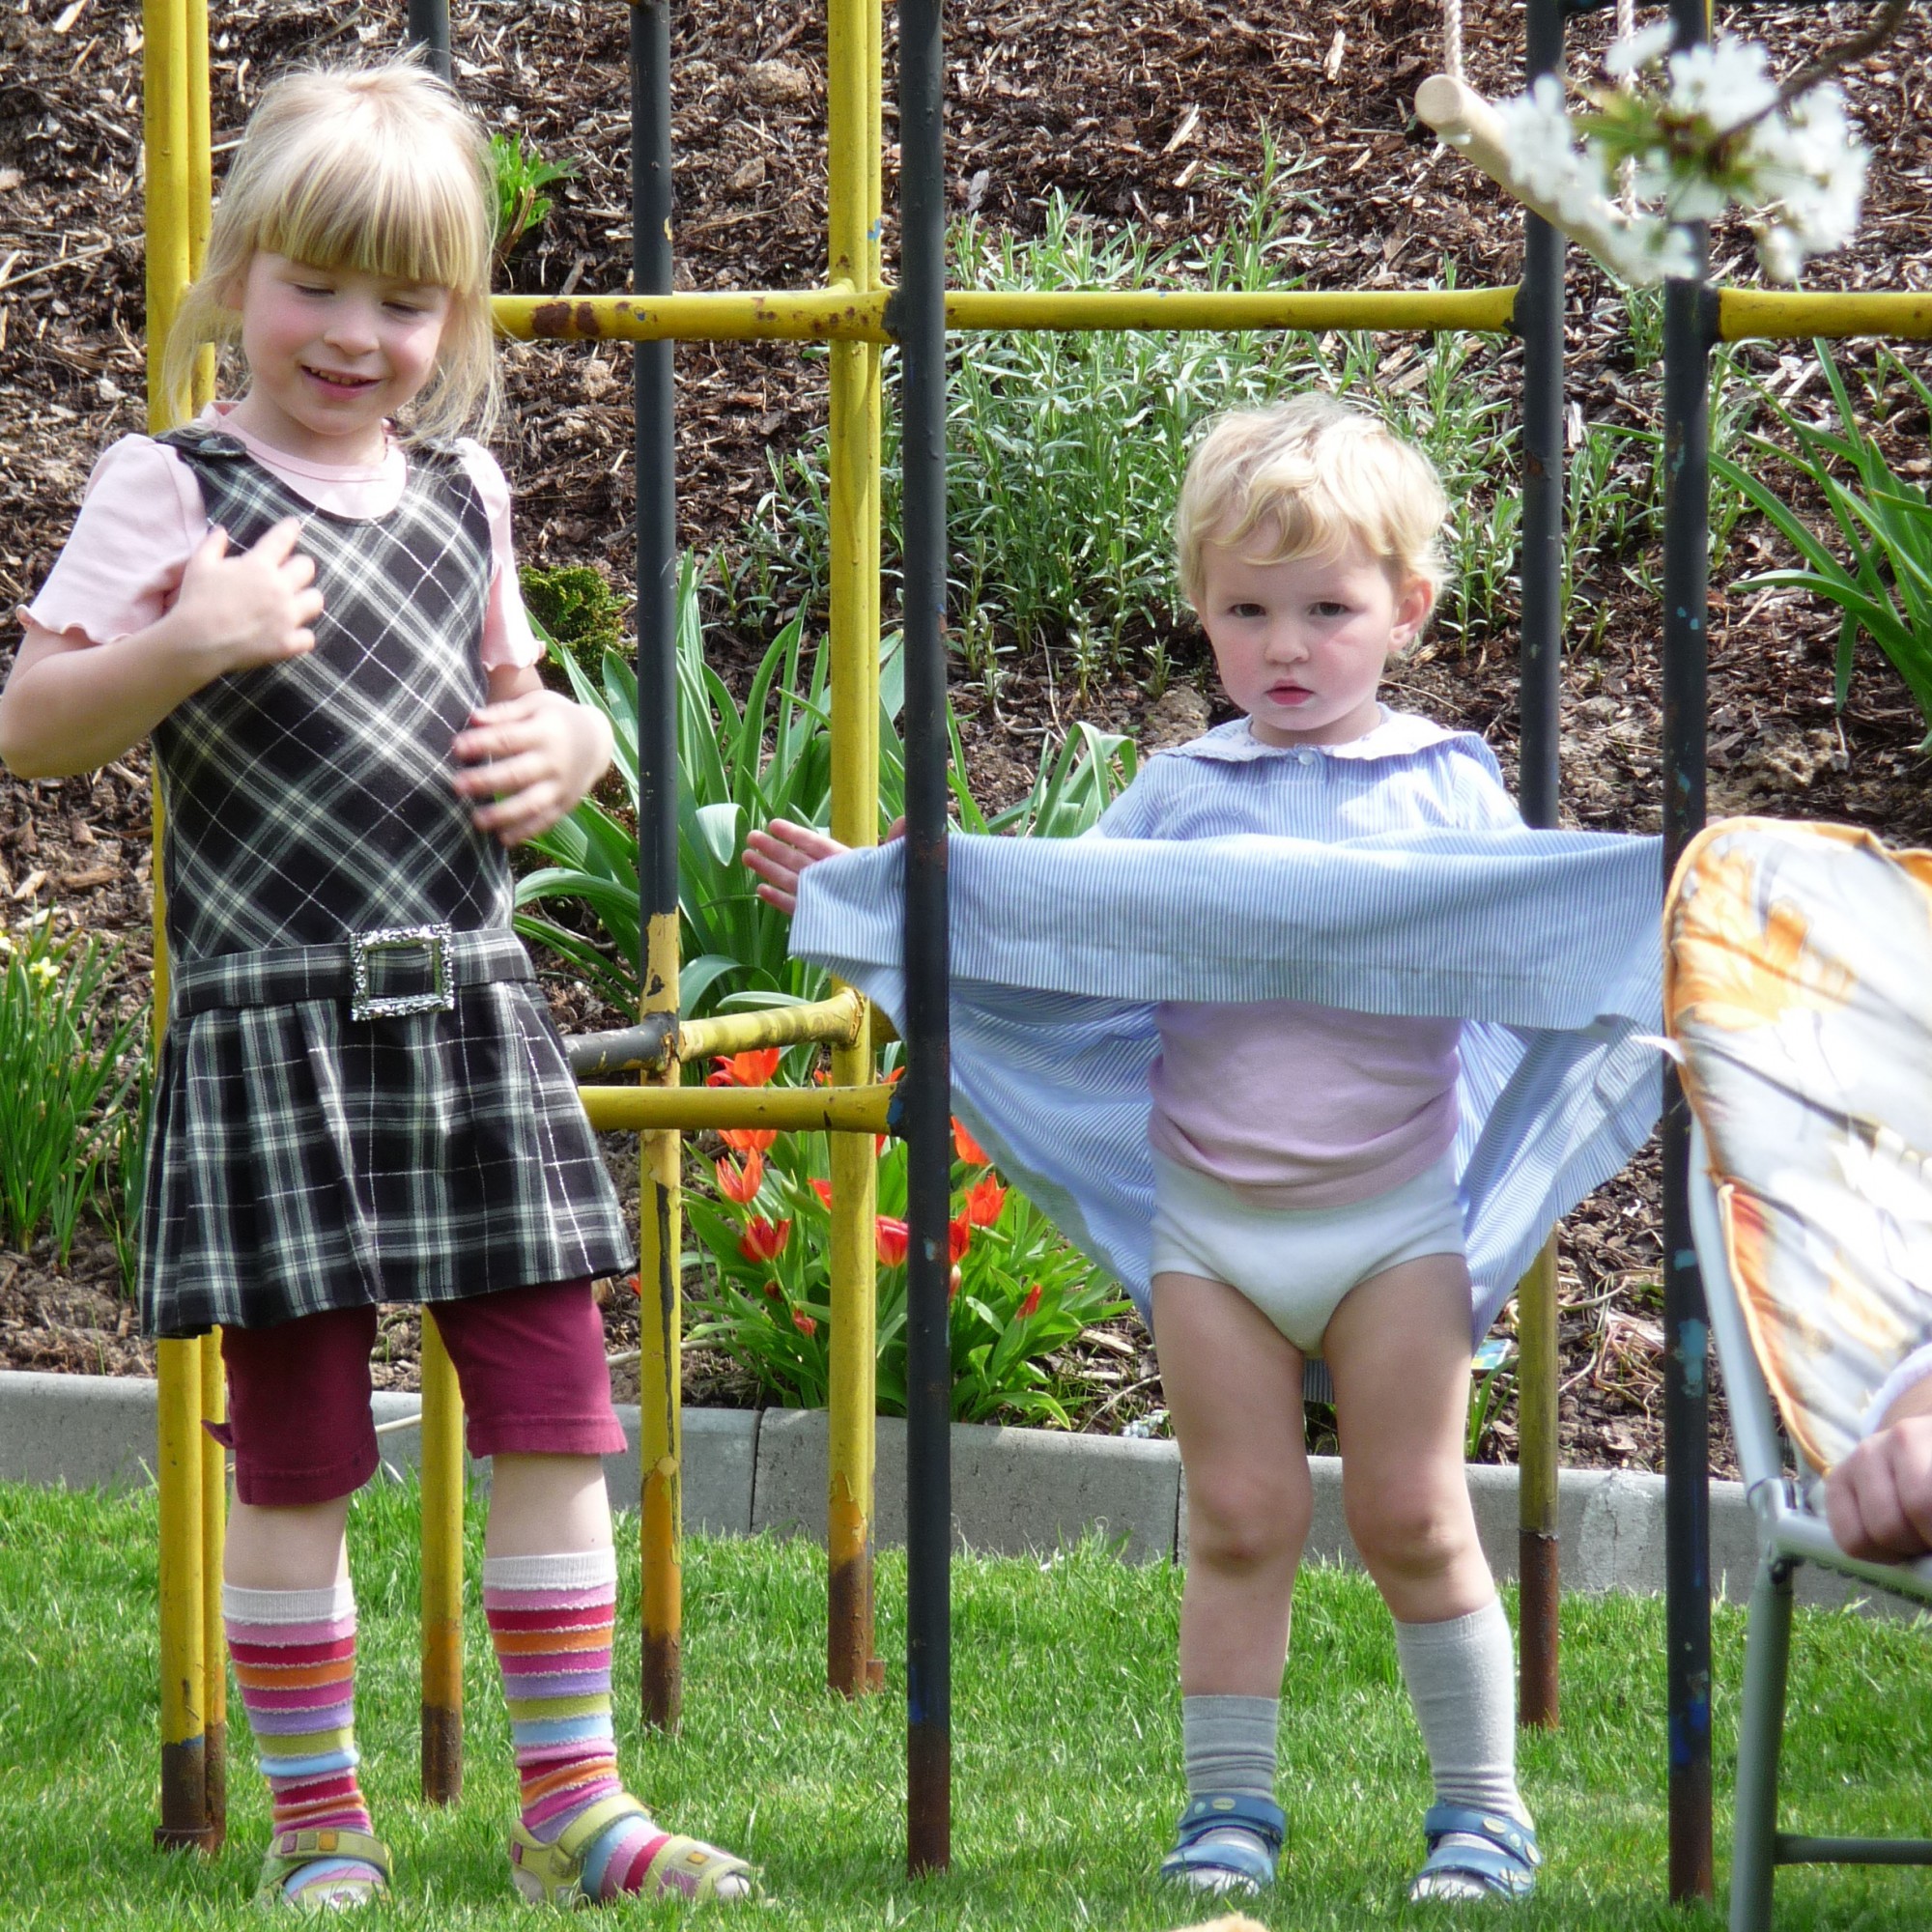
[350,923,456,1020]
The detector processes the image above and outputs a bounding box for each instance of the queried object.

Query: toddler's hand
[743,818,853,916]
[451,688,613,846]
[170,518,323,676]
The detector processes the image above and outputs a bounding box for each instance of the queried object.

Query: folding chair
[1665,817,1932,1931]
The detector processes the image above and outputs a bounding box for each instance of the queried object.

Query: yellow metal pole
[197,1335,227,1846]
[419,1311,465,1804]
[155,1340,209,1850]
[145,0,208,1855]
[492,285,1522,345]
[677,991,864,1064]
[1517,1237,1560,1728]
[580,1083,895,1135]
[185,0,213,411]
[180,0,222,1838]
[824,0,884,1700]
[1716,288,1932,342]
[638,909,683,1731]
[143,0,191,429]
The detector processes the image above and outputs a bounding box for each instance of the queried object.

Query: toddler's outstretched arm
[743,817,850,916]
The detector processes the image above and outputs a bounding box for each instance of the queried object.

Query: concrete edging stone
[0,1367,1900,1613]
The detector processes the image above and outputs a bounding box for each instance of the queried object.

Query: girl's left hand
[451,688,613,846]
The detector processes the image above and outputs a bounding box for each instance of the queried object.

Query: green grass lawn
[4,1476,1932,1930]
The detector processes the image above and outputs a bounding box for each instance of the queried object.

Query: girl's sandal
[1407,1804,1541,1903]
[252,1826,392,1912]
[509,1795,757,1907]
[1157,1793,1287,1894]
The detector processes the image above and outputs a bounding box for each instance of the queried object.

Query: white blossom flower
[1489,29,1869,287]
[1605,21,1674,79]
[1667,38,1778,134]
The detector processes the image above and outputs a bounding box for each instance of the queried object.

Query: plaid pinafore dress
[138,424,634,1338]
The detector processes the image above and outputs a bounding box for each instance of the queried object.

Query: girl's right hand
[171,517,324,675]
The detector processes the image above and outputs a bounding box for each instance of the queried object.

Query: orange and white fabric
[1664,817,1932,1476]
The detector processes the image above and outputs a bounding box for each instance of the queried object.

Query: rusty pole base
[641,1630,682,1733]
[153,1823,222,1854]
[156,1738,216,1853]
[421,1703,464,1807]
[1518,1530,1560,1730]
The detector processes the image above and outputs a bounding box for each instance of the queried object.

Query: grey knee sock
[1182,1694,1280,1803]
[1393,1599,1530,1825]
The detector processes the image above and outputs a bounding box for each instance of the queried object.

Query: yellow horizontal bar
[1718,289,1932,343]
[579,1084,894,1134]
[946,287,1519,334]
[496,291,889,343]
[679,992,866,1065]
[493,285,1519,346]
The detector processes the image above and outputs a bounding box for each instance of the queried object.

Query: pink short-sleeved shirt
[21,402,539,669]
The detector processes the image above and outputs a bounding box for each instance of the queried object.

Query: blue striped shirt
[792,711,1664,1338]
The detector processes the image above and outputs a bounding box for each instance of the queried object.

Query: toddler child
[746,395,1542,1903]
[0,58,752,1910]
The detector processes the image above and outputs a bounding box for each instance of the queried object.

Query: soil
[6,0,1932,1477]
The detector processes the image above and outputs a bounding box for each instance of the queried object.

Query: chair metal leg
[1730,1555,1795,1932]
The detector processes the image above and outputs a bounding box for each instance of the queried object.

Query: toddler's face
[1197,535,1431,748]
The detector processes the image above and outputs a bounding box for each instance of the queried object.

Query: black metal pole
[405,0,450,82]
[894,0,952,1880]
[1514,0,1566,1734]
[1662,0,1715,1903]
[633,0,682,1733]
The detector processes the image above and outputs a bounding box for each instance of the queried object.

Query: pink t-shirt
[21,402,540,669]
[1149,998,1462,1209]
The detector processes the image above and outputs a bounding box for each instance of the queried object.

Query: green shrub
[1715,341,1932,744]
[522,562,626,678]
[489,130,577,268]
[0,914,144,1265]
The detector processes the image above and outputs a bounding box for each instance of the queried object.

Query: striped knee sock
[485,1548,670,1900]
[224,1578,384,1905]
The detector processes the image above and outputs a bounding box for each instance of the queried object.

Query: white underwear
[1149,1149,1466,1356]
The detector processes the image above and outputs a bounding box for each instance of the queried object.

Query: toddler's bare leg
[1324,1252,1491,1623]
[1153,1270,1311,1696]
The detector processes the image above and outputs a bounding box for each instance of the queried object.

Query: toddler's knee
[1185,1469,1310,1573]
[1346,1490,1473,1583]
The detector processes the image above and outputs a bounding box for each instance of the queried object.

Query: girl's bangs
[262,139,485,291]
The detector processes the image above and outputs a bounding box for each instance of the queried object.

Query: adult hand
[451,686,613,846]
[170,518,323,676]
[1824,1383,1932,1562]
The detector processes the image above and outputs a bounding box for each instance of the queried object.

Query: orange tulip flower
[720,1126,779,1154]
[792,1308,818,1338]
[952,1119,989,1165]
[715,1151,763,1204]
[737,1217,790,1264]
[874,1216,910,1268]
[949,1214,973,1265]
[965,1174,1006,1227]
[707,1047,782,1088]
[1017,1284,1042,1320]
[810,1178,834,1208]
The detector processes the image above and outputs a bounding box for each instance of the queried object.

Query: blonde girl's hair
[162,56,498,443]
[1175,393,1450,617]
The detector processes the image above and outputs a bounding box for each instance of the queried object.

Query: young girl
[747,396,1576,1904]
[0,60,752,1911]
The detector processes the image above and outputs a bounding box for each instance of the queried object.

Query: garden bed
[6,0,1932,1477]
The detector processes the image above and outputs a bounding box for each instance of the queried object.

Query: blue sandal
[1407,1804,1541,1902]
[1158,1792,1286,1894]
